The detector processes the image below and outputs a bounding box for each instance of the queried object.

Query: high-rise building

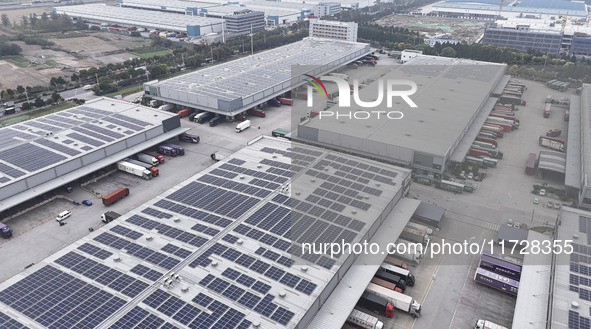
[309,20,358,42]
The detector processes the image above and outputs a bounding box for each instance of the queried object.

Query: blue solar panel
[236,274,256,287]
[35,138,81,156]
[271,307,295,325]
[157,296,186,317]
[0,143,67,172]
[66,132,104,146]
[237,292,261,309]
[172,304,201,325]
[251,281,272,294]
[143,289,170,309]
[193,293,214,307]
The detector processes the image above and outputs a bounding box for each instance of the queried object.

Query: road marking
[445,211,500,232]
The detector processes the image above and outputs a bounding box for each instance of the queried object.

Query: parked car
[467,172,474,180]
[82,200,92,206]
[547,201,554,208]
[533,198,539,204]
[539,189,546,196]
[554,202,560,209]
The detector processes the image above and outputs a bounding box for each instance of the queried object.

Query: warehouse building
[295,55,507,176]
[0,97,184,214]
[566,84,591,210]
[309,20,358,42]
[549,206,591,328]
[481,24,563,55]
[117,0,218,15]
[201,9,265,35]
[53,4,224,37]
[312,2,341,17]
[200,3,305,26]
[0,137,415,329]
[144,37,371,116]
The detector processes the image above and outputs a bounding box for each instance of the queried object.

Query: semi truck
[178,133,200,143]
[471,145,503,159]
[357,292,394,318]
[211,151,230,161]
[539,136,565,152]
[4,107,15,115]
[474,319,508,329]
[177,108,192,117]
[247,108,265,117]
[143,151,165,164]
[391,238,423,264]
[469,148,492,158]
[437,180,464,193]
[279,98,292,105]
[480,126,504,138]
[236,120,251,133]
[366,283,421,317]
[158,103,174,111]
[380,263,415,286]
[546,128,561,137]
[384,255,408,270]
[525,153,536,175]
[0,222,13,238]
[267,99,281,107]
[162,143,185,156]
[124,159,159,177]
[370,277,402,293]
[472,141,496,149]
[101,211,120,223]
[374,269,407,293]
[406,222,434,236]
[135,153,159,166]
[196,112,215,124]
[102,187,129,206]
[475,136,498,147]
[401,227,431,245]
[117,161,152,180]
[346,309,383,329]
[543,103,551,118]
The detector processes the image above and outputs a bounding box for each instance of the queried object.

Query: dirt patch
[376,15,487,43]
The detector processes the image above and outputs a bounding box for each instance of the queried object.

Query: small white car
[467,172,474,180]
[547,201,554,208]
[539,189,546,196]
[554,203,560,209]
[533,198,539,204]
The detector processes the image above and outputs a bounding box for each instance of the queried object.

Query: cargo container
[469,148,492,158]
[178,133,200,143]
[478,131,497,140]
[380,263,415,286]
[272,128,290,138]
[481,157,498,168]
[543,103,551,118]
[474,319,508,329]
[310,111,320,118]
[247,109,265,117]
[135,153,159,166]
[389,238,422,264]
[371,277,403,293]
[162,143,185,156]
[196,112,215,124]
[366,283,421,317]
[235,113,246,121]
[209,116,223,127]
[346,309,384,329]
[546,128,561,137]
[0,222,13,238]
[437,180,464,193]
[525,153,536,175]
[471,145,503,159]
[479,255,522,281]
[158,103,174,111]
[236,120,251,133]
[384,255,409,270]
[143,151,165,164]
[401,227,430,245]
[475,136,498,147]
[177,108,193,117]
[117,161,151,180]
[101,211,120,223]
[158,145,178,157]
[412,174,434,185]
[267,99,281,107]
[102,187,130,206]
[465,156,487,168]
[472,141,496,149]
[474,267,518,296]
[373,269,406,293]
[358,292,394,318]
[279,98,292,105]
[481,249,523,266]
[124,158,159,177]
[539,136,564,152]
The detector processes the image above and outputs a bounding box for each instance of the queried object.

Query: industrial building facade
[309,20,358,42]
[481,24,563,55]
[312,2,341,17]
[203,9,265,36]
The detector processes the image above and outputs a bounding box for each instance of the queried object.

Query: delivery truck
[539,136,565,152]
[401,227,431,245]
[405,222,433,236]
[474,319,508,329]
[236,120,251,133]
[0,222,13,238]
[357,292,394,318]
[135,153,159,166]
[366,283,421,317]
[102,187,129,206]
[158,145,178,157]
[101,211,120,223]
[374,269,407,293]
[370,277,403,293]
[117,161,152,180]
[143,151,165,164]
[525,153,536,175]
[380,263,415,286]
[124,158,159,177]
[384,255,408,270]
[162,143,185,156]
[158,103,174,111]
[178,133,200,143]
[346,309,383,329]
[390,238,423,264]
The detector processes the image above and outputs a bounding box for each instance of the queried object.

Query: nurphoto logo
[304,74,418,120]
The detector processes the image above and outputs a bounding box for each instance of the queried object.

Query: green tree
[34,97,44,108]
[16,85,25,94]
[41,12,48,21]
[51,92,61,103]
[441,47,457,58]
[21,102,31,111]
[29,13,37,26]
[71,73,79,82]
[6,89,14,98]
[1,14,8,27]
[147,64,170,78]
[21,15,28,26]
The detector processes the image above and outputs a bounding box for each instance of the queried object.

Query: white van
[55,210,72,222]
[236,120,251,133]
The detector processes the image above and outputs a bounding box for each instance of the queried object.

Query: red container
[177,109,192,117]
[310,111,319,118]
[279,98,292,105]
[102,187,129,206]
[247,109,266,117]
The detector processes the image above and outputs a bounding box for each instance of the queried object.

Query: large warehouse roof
[0,97,183,213]
[431,0,587,17]
[0,137,412,329]
[297,56,506,159]
[202,4,302,19]
[118,0,218,14]
[144,37,370,115]
[550,206,591,328]
[53,4,224,34]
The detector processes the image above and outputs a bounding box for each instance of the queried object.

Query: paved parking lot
[0,102,290,282]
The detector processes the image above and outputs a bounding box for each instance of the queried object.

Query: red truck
[267,99,281,107]
[481,127,504,138]
[525,153,536,175]
[235,113,246,121]
[247,109,266,117]
[469,148,492,157]
[310,111,320,118]
[143,152,165,164]
[177,108,193,117]
[546,128,561,137]
[279,98,292,105]
[102,187,129,206]
[475,136,498,147]
[485,121,513,132]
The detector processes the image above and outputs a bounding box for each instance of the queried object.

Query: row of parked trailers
[546,79,569,92]
[412,175,478,193]
[474,249,522,297]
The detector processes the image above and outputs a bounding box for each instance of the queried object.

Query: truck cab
[0,223,13,238]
